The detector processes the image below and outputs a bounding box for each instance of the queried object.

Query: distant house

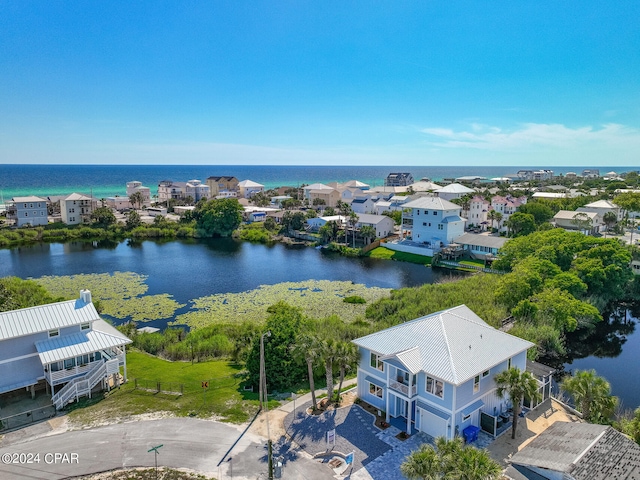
[582,169,600,178]
[306,215,345,231]
[355,213,395,238]
[578,199,623,222]
[353,305,534,437]
[308,188,340,208]
[434,183,475,201]
[553,210,600,234]
[157,179,210,203]
[350,197,376,214]
[409,180,442,192]
[61,193,97,225]
[490,195,527,232]
[6,196,48,227]
[341,180,370,190]
[206,176,239,196]
[237,180,265,199]
[0,290,132,409]
[508,422,640,480]
[385,173,414,187]
[400,196,465,248]
[126,181,152,207]
[467,196,490,229]
[302,183,335,202]
[453,233,508,261]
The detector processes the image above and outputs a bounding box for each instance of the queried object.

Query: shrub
[343,295,366,304]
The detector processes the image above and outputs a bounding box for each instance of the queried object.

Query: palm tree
[602,211,617,237]
[290,335,321,411]
[320,338,338,404]
[487,209,503,231]
[334,341,359,402]
[495,367,541,439]
[129,191,145,210]
[401,436,501,480]
[360,225,376,245]
[561,369,617,423]
[348,211,359,247]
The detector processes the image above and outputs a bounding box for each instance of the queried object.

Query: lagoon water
[1,237,639,408]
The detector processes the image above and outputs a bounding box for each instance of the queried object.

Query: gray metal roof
[35,320,132,364]
[402,196,461,211]
[352,305,534,385]
[454,233,509,249]
[509,422,640,480]
[0,299,101,340]
[356,213,393,225]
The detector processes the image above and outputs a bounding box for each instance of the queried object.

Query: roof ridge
[0,298,78,317]
[438,312,459,384]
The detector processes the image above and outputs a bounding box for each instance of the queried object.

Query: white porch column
[406,400,412,435]
[385,363,391,422]
[122,345,128,382]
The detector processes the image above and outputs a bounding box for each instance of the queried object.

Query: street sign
[327,429,336,446]
[345,451,354,465]
[202,381,209,389]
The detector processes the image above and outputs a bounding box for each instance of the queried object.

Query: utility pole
[259,331,273,480]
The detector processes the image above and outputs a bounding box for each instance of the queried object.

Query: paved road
[0,418,334,480]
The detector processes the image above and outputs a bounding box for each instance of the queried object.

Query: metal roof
[353,305,534,385]
[454,233,508,249]
[382,347,422,374]
[356,214,393,225]
[460,399,484,417]
[402,196,461,211]
[35,320,132,364]
[435,183,475,193]
[11,195,47,202]
[365,375,386,389]
[0,299,101,340]
[416,401,451,420]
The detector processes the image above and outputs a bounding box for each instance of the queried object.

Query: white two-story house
[353,305,533,438]
[61,193,97,225]
[0,290,132,410]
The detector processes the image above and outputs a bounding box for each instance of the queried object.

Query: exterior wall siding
[0,356,45,387]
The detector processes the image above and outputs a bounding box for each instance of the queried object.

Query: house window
[369,383,383,398]
[482,369,490,378]
[48,329,59,338]
[463,413,471,422]
[423,210,427,215]
[370,353,384,372]
[64,358,75,369]
[81,323,90,331]
[438,224,444,230]
[423,222,426,226]
[433,211,437,215]
[508,358,512,369]
[428,223,431,227]
[426,376,444,398]
[473,375,480,393]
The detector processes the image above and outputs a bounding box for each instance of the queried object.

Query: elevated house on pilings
[0,290,132,410]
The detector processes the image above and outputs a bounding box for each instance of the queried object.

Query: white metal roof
[238,180,264,187]
[402,196,461,211]
[584,199,617,209]
[303,183,333,191]
[352,305,534,385]
[553,210,599,220]
[454,233,509,249]
[64,193,93,201]
[356,214,392,225]
[435,183,475,194]
[11,196,47,203]
[35,320,132,364]
[0,299,101,340]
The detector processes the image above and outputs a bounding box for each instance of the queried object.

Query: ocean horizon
[0,164,630,202]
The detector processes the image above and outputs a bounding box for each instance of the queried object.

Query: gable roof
[435,183,475,194]
[237,180,264,188]
[584,199,618,209]
[454,233,508,249]
[509,422,640,480]
[352,305,533,385]
[402,196,461,211]
[0,299,101,340]
[356,213,393,225]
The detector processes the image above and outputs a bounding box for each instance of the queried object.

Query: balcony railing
[389,380,418,397]
[45,361,102,386]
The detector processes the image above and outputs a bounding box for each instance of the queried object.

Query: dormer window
[81,323,90,331]
[48,329,59,338]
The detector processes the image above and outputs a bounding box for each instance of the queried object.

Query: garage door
[419,408,449,438]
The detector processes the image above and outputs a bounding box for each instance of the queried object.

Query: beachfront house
[399,196,465,248]
[126,181,152,207]
[0,290,132,410]
[385,173,414,187]
[353,305,534,438]
[60,193,97,225]
[6,196,48,227]
[158,179,210,203]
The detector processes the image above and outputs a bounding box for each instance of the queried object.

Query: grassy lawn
[459,259,485,267]
[68,350,266,426]
[365,246,432,265]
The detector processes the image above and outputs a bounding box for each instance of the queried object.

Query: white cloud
[421,122,640,151]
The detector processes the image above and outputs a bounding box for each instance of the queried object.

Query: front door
[398,397,408,418]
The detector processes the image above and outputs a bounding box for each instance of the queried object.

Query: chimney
[80,289,92,303]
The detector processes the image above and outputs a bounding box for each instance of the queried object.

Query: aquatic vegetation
[175,280,391,328]
[33,272,184,321]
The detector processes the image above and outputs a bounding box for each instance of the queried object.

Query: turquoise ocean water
[0,164,629,202]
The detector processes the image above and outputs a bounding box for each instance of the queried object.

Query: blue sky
[1,1,639,166]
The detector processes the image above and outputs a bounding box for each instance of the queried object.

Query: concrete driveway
[0,417,335,480]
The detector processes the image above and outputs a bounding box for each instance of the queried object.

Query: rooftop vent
[80,289,92,303]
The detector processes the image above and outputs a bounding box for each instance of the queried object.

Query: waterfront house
[60,193,97,225]
[453,233,508,261]
[6,196,48,227]
[507,422,640,480]
[355,213,395,238]
[0,290,131,409]
[237,180,265,199]
[353,305,534,438]
[399,196,465,248]
[306,215,346,231]
[385,173,414,187]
